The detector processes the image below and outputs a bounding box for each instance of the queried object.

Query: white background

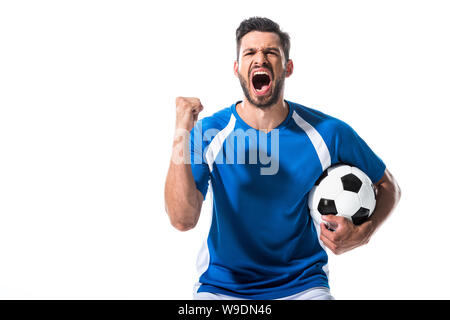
[1,0,449,299]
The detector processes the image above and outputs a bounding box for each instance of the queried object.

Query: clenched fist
[175,97,204,131]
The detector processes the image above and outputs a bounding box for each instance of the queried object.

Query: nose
[253,50,268,66]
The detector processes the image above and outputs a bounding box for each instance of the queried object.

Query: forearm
[164,130,202,231]
[367,169,401,237]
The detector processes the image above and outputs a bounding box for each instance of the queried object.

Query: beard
[238,68,286,109]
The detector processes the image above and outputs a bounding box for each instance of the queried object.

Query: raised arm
[164,97,205,231]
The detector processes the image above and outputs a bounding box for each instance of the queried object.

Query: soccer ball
[308,164,376,227]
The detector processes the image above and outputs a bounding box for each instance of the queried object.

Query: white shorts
[193,287,334,300]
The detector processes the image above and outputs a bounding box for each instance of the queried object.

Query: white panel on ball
[327,164,352,178]
[317,174,343,199]
[358,185,376,213]
[335,191,361,217]
[308,185,319,210]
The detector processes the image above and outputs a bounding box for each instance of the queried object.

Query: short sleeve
[336,122,386,184]
[190,121,210,200]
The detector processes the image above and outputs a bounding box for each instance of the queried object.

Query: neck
[236,97,289,133]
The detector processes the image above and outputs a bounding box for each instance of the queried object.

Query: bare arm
[320,168,401,254]
[164,97,205,231]
[366,168,401,234]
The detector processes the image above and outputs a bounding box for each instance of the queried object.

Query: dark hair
[236,17,290,62]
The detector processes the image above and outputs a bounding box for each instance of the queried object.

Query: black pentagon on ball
[341,173,363,193]
[352,207,370,225]
[318,198,338,215]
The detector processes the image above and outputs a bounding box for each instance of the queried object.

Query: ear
[233,60,239,77]
[285,59,294,78]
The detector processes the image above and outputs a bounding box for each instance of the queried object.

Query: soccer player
[164,17,401,300]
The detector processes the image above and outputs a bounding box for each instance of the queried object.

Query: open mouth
[251,70,272,96]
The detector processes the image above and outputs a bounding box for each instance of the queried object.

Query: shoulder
[191,104,235,147]
[288,100,351,134]
[196,104,234,132]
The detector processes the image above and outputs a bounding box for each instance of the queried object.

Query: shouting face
[234,31,293,108]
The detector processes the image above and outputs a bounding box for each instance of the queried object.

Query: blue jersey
[189,100,386,299]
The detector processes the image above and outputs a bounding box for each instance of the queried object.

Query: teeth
[253,71,269,76]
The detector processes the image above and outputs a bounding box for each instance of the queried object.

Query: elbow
[165,205,199,232]
[387,170,402,204]
[396,182,402,201]
[170,215,198,232]
[389,173,402,202]
[382,168,402,203]
[171,219,197,232]
[395,182,402,206]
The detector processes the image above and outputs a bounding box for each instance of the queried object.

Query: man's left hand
[319,215,374,255]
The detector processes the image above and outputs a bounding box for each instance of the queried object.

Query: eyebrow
[243,47,281,53]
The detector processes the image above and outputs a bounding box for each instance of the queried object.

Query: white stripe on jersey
[204,114,236,172]
[196,114,236,288]
[292,111,331,171]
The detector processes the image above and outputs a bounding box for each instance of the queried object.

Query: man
[164,17,401,300]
